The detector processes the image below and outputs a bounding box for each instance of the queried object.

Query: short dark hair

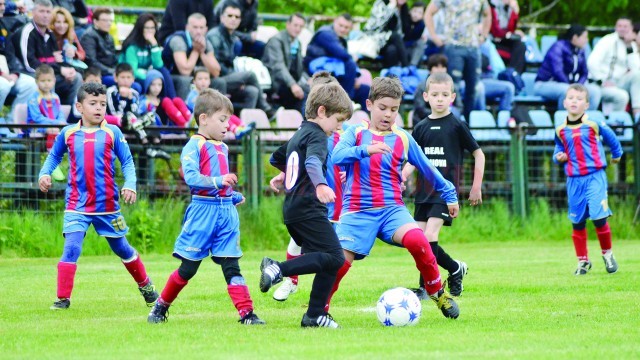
[193,67,210,78]
[221,1,241,15]
[368,76,404,102]
[426,54,448,71]
[77,82,107,103]
[338,13,353,22]
[35,64,54,80]
[115,63,134,76]
[83,66,102,80]
[92,7,113,21]
[194,88,233,126]
[561,24,587,41]
[412,1,426,9]
[288,13,306,23]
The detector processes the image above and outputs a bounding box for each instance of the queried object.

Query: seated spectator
[206,2,276,117]
[50,6,86,65]
[162,12,227,99]
[121,13,177,99]
[214,0,264,59]
[588,17,640,120]
[304,13,370,110]
[354,0,409,68]
[52,0,89,37]
[489,0,526,74]
[474,51,514,112]
[15,0,81,105]
[536,24,601,110]
[157,0,214,45]
[2,0,28,32]
[262,12,309,113]
[139,69,191,128]
[401,1,427,66]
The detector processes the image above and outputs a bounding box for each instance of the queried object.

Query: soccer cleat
[147,301,169,323]
[430,286,459,319]
[301,313,339,328]
[273,277,298,301]
[50,298,70,310]
[139,281,159,307]
[574,260,592,275]
[602,252,618,274]
[447,261,468,296]
[259,257,283,293]
[411,287,428,301]
[238,311,266,325]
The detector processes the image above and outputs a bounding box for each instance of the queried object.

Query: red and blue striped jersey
[332,123,458,214]
[27,91,66,125]
[39,121,136,214]
[554,115,623,177]
[326,125,349,222]
[181,134,243,203]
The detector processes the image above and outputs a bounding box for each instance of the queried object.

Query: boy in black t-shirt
[261,72,353,328]
[403,72,485,298]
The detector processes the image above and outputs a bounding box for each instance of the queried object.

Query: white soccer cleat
[273,277,298,301]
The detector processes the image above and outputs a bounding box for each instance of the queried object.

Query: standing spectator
[588,17,640,120]
[50,6,85,63]
[401,1,427,66]
[157,0,214,45]
[207,2,275,116]
[489,0,526,74]
[425,0,492,121]
[214,0,265,59]
[534,25,601,110]
[262,13,309,113]
[80,8,120,87]
[121,13,177,99]
[52,0,89,37]
[361,0,409,68]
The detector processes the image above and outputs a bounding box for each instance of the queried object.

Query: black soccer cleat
[574,260,592,275]
[139,281,159,307]
[430,286,460,319]
[259,257,283,293]
[301,313,339,328]
[238,311,266,325]
[147,301,169,324]
[50,298,70,310]
[447,261,468,296]
[411,287,429,301]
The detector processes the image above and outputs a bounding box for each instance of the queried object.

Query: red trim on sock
[160,270,189,304]
[325,260,352,312]
[122,255,149,286]
[572,228,589,261]
[57,262,77,299]
[403,228,442,295]
[227,284,254,318]
[595,223,612,254]
[286,252,301,284]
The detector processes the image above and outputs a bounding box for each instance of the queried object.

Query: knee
[593,218,607,228]
[178,258,201,280]
[327,248,345,271]
[572,221,587,231]
[106,237,136,259]
[217,257,242,284]
[61,233,84,263]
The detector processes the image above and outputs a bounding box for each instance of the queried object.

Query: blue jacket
[304,25,352,72]
[536,39,588,84]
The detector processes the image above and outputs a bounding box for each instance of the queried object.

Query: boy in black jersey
[261,73,353,328]
[403,72,485,298]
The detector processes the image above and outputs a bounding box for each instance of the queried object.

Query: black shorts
[286,217,343,254]
[414,203,453,226]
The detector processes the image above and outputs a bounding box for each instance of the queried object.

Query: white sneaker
[273,277,298,301]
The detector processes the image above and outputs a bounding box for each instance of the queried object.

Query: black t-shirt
[412,113,480,204]
[271,121,328,224]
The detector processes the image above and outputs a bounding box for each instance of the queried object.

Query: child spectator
[139,69,191,128]
[38,82,159,310]
[402,1,427,66]
[553,84,623,275]
[147,88,265,325]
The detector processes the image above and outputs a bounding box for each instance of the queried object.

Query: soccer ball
[376,287,421,326]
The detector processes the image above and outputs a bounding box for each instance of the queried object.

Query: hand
[555,152,568,163]
[61,66,76,82]
[432,35,444,48]
[339,171,346,184]
[39,175,52,192]
[119,87,132,99]
[4,73,18,82]
[121,189,137,204]
[193,36,206,54]
[143,31,158,46]
[269,172,285,192]
[251,31,257,42]
[53,51,64,63]
[611,157,621,164]
[291,84,304,99]
[448,203,459,218]
[316,184,336,204]
[469,187,482,206]
[222,173,238,187]
[235,195,246,206]
[367,142,392,156]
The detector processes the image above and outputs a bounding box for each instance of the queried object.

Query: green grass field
[1,240,639,359]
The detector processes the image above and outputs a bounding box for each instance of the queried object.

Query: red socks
[57,262,77,299]
[324,260,352,312]
[572,228,589,261]
[104,114,122,127]
[286,252,301,285]
[403,228,442,295]
[595,223,612,254]
[122,255,149,287]
[227,284,254,318]
[228,114,243,134]
[160,270,189,305]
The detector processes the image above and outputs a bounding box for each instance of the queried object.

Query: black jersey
[411,113,480,204]
[271,121,329,224]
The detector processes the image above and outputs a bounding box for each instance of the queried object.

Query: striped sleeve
[112,127,137,192]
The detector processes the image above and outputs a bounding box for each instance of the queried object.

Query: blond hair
[194,88,233,125]
[368,76,404,102]
[566,83,590,101]
[50,7,75,42]
[425,72,455,92]
[305,73,352,120]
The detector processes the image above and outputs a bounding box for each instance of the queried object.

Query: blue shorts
[174,196,242,261]
[567,170,612,223]
[63,212,129,237]
[336,206,415,260]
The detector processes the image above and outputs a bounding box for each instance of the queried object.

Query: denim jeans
[6,74,38,123]
[533,81,601,110]
[444,45,481,121]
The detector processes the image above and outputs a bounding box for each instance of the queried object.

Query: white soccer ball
[376,287,422,326]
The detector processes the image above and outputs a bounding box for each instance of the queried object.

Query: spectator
[489,0,526,74]
[157,0,214,45]
[163,12,226,99]
[588,17,640,120]
[2,0,28,32]
[214,0,265,59]
[207,2,276,116]
[475,47,515,112]
[425,0,492,121]
[51,0,89,37]
[139,69,191,128]
[80,8,120,87]
[304,13,370,111]
[534,24,601,110]
[360,0,409,68]
[50,7,85,63]
[262,13,309,113]
[15,0,82,105]
[401,1,427,66]
[121,13,177,99]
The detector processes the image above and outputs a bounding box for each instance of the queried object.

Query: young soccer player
[38,82,159,310]
[260,72,353,328]
[70,67,103,124]
[403,72,485,298]
[328,76,460,319]
[553,84,623,275]
[147,89,265,325]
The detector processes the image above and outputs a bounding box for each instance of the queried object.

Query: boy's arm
[306,132,329,188]
[552,133,565,164]
[469,148,485,204]
[269,141,289,172]
[181,141,227,189]
[39,130,68,178]
[407,136,458,205]
[599,122,624,161]
[332,126,370,165]
[112,128,137,192]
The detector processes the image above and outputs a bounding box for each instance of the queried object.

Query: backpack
[497,67,525,94]
[386,65,420,95]
[233,56,272,91]
[161,31,189,73]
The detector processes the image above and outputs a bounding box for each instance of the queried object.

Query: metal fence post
[248,131,260,210]
[510,128,528,218]
[633,127,640,196]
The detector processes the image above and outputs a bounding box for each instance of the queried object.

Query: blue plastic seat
[527,110,555,140]
[469,110,510,141]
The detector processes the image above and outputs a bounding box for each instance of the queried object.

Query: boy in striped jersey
[147,89,264,325]
[554,84,623,275]
[328,76,460,319]
[38,82,158,310]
